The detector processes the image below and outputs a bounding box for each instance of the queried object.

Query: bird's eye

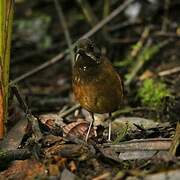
[88,44,94,51]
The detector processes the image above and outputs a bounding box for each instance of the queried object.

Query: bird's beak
[76,48,84,55]
[75,48,84,62]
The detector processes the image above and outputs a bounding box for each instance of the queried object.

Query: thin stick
[11,85,29,114]
[158,66,180,76]
[125,39,152,86]
[54,0,74,67]
[75,0,98,26]
[161,0,170,32]
[58,104,81,118]
[82,0,134,39]
[75,0,109,42]
[130,26,150,58]
[12,85,42,142]
[9,52,66,85]
[125,39,171,86]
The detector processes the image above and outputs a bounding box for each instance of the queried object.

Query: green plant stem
[125,39,172,86]
[0,0,14,139]
[75,0,98,26]
[103,0,110,18]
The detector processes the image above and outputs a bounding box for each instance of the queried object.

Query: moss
[138,79,171,108]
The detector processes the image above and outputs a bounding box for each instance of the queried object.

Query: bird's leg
[85,112,94,142]
[108,113,112,142]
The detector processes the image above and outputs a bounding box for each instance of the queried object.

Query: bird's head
[74,38,101,65]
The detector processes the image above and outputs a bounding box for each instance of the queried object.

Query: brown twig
[11,85,29,113]
[58,104,81,118]
[9,52,66,86]
[54,0,74,67]
[154,31,180,38]
[158,66,180,77]
[75,0,110,43]
[107,20,141,32]
[161,0,170,32]
[75,0,98,26]
[11,85,42,142]
[82,0,134,39]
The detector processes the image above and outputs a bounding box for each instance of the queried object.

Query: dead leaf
[112,117,160,133]
[68,161,77,173]
[139,70,154,80]
[63,119,96,139]
[0,159,46,179]
[39,113,65,130]
[100,138,172,161]
[142,169,180,180]
[0,117,28,150]
[48,164,60,177]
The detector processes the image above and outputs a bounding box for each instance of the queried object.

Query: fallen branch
[0,148,31,162]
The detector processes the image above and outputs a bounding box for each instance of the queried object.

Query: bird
[72,38,124,142]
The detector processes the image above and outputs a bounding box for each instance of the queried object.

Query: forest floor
[0,0,180,179]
